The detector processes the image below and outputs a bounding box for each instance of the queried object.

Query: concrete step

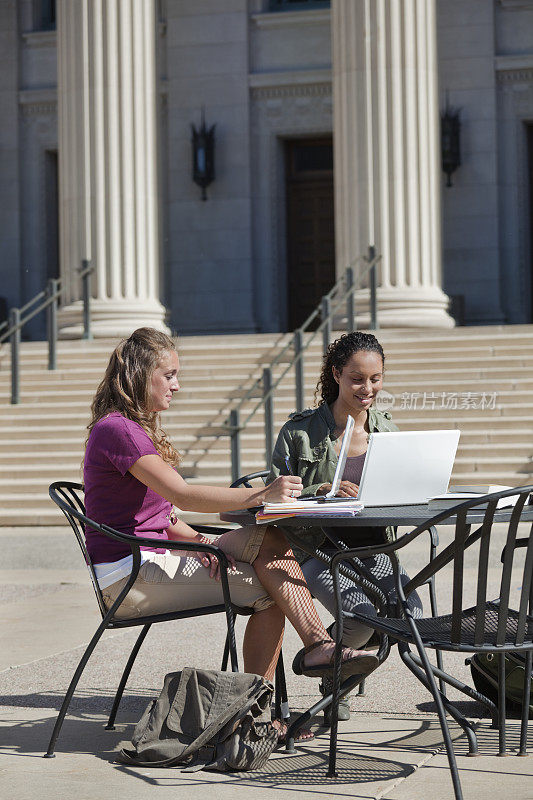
[1,438,530,462]
[0,414,531,441]
[2,374,533,399]
[3,345,533,367]
[5,452,530,483]
[2,334,533,365]
[2,324,533,524]
[2,381,533,406]
[0,507,224,527]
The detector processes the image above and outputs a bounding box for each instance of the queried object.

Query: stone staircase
[0,325,532,527]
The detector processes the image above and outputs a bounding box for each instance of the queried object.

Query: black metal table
[220,503,533,750]
[222,503,533,530]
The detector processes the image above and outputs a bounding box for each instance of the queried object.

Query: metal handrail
[0,261,94,404]
[227,251,376,424]
[224,246,381,482]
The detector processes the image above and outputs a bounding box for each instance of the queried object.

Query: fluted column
[332,0,454,328]
[56,0,168,337]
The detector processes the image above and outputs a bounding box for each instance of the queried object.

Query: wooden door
[285,138,335,329]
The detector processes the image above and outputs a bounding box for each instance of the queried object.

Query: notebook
[356,429,461,506]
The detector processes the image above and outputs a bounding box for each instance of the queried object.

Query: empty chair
[328,485,533,800]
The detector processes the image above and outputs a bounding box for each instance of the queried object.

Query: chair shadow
[0,690,151,757]
[113,748,415,789]
[416,698,486,717]
[2,694,415,788]
[450,720,533,757]
[0,688,153,714]
[383,710,533,757]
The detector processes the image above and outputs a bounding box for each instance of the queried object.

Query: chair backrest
[49,481,109,618]
[406,485,533,649]
[230,470,269,488]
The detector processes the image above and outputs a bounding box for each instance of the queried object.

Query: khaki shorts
[102,524,273,619]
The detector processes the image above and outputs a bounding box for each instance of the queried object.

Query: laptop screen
[324,414,355,499]
[356,429,461,506]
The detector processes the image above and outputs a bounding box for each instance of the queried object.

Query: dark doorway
[285,137,335,329]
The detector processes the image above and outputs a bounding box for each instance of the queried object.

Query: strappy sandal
[272,719,314,746]
[292,639,379,680]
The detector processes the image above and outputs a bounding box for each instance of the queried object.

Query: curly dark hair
[315,331,385,406]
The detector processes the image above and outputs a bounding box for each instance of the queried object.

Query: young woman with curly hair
[269,331,422,723]
[83,328,378,715]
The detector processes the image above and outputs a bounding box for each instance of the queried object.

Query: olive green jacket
[267,403,399,560]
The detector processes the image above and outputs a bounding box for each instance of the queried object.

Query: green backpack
[118,667,278,771]
[468,652,533,719]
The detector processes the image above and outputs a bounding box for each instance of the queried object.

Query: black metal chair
[328,485,533,800]
[321,523,444,698]
[45,481,273,757]
[229,470,269,489]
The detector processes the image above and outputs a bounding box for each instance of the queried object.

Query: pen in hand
[283,455,301,500]
[283,455,304,500]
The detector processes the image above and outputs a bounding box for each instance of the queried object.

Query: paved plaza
[1,524,532,800]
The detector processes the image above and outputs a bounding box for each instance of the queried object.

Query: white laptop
[322,414,355,499]
[356,429,461,506]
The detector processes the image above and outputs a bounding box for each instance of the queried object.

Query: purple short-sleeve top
[83,412,172,564]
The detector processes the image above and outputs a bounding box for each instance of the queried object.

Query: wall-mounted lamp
[191,109,215,201]
[441,99,461,187]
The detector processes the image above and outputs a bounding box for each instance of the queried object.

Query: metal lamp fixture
[441,99,461,187]
[191,108,215,201]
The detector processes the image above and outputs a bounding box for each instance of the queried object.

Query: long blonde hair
[87,327,180,466]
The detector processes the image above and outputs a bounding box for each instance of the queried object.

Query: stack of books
[256,498,364,523]
[427,484,526,510]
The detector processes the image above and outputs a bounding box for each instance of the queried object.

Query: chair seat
[349,602,533,651]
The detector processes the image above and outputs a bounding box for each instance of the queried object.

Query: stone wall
[1,0,532,336]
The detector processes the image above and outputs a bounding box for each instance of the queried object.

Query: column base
[338,286,455,330]
[58,299,170,339]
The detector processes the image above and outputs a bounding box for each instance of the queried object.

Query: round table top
[220,503,533,529]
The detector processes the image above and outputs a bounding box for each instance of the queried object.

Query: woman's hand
[317,480,359,498]
[263,475,303,503]
[165,520,237,580]
[196,538,237,581]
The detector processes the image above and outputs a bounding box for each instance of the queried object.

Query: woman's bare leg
[242,605,284,681]
[242,603,314,741]
[253,526,370,668]
[253,527,328,643]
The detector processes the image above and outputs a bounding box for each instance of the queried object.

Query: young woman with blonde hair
[83,328,378,705]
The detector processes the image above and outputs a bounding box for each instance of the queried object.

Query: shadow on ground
[0,687,153,713]
[114,749,416,789]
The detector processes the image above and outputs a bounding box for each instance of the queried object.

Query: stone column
[331,0,454,328]
[56,0,168,337]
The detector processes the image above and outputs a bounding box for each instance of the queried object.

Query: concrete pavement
[1,525,532,800]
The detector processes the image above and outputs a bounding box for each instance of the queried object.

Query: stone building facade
[1,0,533,337]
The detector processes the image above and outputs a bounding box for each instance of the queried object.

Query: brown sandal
[292,639,379,679]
